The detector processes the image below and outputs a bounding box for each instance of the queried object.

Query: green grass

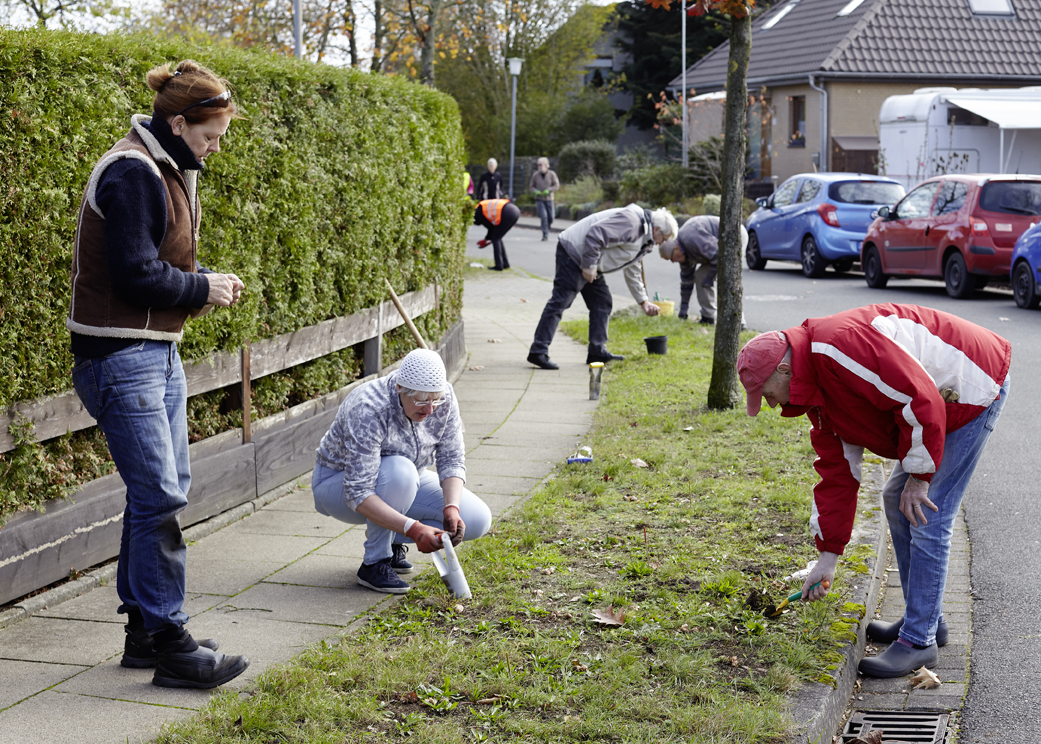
[156,314,868,744]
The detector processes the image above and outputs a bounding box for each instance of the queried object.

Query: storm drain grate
[840,710,951,744]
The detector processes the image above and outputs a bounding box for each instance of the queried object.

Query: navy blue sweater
[71,117,212,358]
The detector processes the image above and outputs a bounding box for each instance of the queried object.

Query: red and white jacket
[779,304,1011,555]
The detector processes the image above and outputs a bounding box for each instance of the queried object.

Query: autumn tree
[646,0,753,409]
[0,0,129,30]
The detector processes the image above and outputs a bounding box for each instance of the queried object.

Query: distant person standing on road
[474,198,520,271]
[67,59,249,689]
[658,215,747,327]
[738,304,1010,678]
[527,205,677,370]
[476,158,504,201]
[529,157,560,241]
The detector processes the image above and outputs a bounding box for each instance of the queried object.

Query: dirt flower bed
[157,315,868,744]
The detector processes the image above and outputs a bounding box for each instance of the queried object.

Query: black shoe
[527,352,559,370]
[858,640,938,678]
[699,316,715,325]
[542,235,548,241]
[866,616,949,647]
[678,314,688,321]
[357,558,411,594]
[586,351,624,364]
[151,627,249,689]
[122,623,219,669]
[391,543,413,574]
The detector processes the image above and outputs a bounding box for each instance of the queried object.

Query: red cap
[737,331,789,416]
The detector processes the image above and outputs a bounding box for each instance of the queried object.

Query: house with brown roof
[669,0,1041,188]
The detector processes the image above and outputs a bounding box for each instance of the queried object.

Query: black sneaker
[151,627,249,689]
[699,316,715,325]
[357,558,411,594]
[586,351,624,364]
[391,543,413,574]
[122,624,219,669]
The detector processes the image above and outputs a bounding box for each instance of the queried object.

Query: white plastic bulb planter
[432,533,472,600]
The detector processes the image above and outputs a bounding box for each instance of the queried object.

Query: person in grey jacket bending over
[312,349,492,594]
[527,204,678,370]
[659,215,747,326]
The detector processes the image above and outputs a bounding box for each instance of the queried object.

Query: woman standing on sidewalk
[67,60,249,689]
[312,349,492,594]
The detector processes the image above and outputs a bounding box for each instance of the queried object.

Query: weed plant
[156,315,869,744]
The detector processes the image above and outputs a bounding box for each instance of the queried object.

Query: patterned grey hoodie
[314,371,466,510]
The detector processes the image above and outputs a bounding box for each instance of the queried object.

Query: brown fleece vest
[67,122,200,342]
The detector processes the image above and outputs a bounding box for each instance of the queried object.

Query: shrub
[0,28,467,411]
[702,194,721,215]
[0,28,467,517]
[556,175,604,207]
[619,162,689,206]
[557,139,617,183]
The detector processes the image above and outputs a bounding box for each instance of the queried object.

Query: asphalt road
[470,222,1041,740]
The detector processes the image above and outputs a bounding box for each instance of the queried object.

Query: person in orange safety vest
[474,198,520,271]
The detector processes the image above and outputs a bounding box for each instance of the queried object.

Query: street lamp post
[294,0,302,59]
[507,57,524,199]
[681,0,688,168]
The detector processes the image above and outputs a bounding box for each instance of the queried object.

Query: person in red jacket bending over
[738,304,1010,678]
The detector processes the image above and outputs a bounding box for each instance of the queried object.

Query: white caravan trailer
[878,87,1041,191]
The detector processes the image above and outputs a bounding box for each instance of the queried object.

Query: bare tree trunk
[417,0,444,85]
[371,0,384,71]
[706,11,751,410]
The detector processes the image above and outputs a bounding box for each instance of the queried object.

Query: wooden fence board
[180,443,257,527]
[1,286,436,453]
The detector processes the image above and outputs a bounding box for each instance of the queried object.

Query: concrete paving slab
[187,530,328,566]
[507,408,595,424]
[219,508,351,539]
[37,586,224,624]
[490,421,590,439]
[218,582,379,627]
[185,558,283,597]
[261,552,357,589]
[477,492,524,517]
[466,444,558,463]
[0,658,90,710]
[0,690,192,744]
[0,616,123,665]
[262,487,320,512]
[466,474,542,496]
[464,459,555,480]
[53,658,214,710]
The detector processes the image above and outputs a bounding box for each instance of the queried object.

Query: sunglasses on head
[173,90,232,120]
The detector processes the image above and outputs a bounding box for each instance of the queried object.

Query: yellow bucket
[652,301,675,316]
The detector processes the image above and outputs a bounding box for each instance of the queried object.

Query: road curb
[787,460,888,743]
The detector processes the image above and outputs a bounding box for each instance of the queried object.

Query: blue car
[745,173,905,278]
[1011,222,1041,309]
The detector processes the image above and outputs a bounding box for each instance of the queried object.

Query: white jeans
[311,456,492,564]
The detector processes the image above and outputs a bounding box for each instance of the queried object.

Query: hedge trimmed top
[0,29,469,409]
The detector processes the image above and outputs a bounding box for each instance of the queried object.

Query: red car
[861,174,1041,298]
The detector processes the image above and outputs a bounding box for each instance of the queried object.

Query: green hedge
[557,139,617,183]
[0,28,469,411]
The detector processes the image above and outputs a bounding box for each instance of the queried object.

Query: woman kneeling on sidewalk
[312,349,492,593]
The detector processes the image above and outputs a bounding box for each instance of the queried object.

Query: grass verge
[157,314,869,744]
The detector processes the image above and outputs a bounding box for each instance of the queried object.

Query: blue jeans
[536,200,554,238]
[882,374,1009,646]
[72,341,190,632]
[529,242,613,358]
[311,456,492,564]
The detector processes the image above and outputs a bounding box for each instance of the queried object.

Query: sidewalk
[0,269,596,744]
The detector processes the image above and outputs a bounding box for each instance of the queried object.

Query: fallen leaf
[910,666,941,690]
[487,338,502,343]
[476,697,501,705]
[454,604,465,612]
[729,656,739,667]
[849,731,885,744]
[591,605,626,626]
[468,365,484,371]
[534,589,544,597]
[398,691,420,703]
[683,426,694,431]
[541,567,556,575]
[623,494,639,501]
[520,298,527,303]
[631,458,649,468]
[603,474,614,481]
[679,623,690,632]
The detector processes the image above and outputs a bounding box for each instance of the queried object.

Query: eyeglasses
[173,90,232,120]
[408,393,447,409]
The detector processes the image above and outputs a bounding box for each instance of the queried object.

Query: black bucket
[644,335,668,355]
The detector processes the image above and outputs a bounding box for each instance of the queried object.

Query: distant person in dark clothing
[474,198,519,271]
[477,158,504,201]
[658,215,746,326]
[67,59,248,690]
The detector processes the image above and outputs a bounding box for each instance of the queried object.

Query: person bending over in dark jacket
[474,198,520,271]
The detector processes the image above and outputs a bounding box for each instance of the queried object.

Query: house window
[967,0,1014,15]
[789,96,806,147]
